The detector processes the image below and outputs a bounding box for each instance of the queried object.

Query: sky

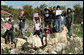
[1,1,83,9]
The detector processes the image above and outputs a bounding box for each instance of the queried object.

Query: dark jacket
[8,22,14,33]
[44,13,51,22]
[19,16,26,28]
[66,12,73,25]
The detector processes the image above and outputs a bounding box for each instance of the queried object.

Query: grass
[1,24,83,54]
[1,48,10,54]
[73,24,83,38]
[25,32,30,37]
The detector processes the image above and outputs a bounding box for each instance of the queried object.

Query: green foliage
[34,4,47,15]
[73,24,83,37]
[23,5,35,20]
[60,6,66,10]
[1,48,10,54]
[73,4,83,24]
[25,32,30,37]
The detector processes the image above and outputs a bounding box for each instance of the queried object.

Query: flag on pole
[4,23,12,30]
[20,10,24,17]
[33,13,39,17]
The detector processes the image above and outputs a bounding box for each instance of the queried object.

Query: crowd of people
[2,5,74,46]
[33,5,74,46]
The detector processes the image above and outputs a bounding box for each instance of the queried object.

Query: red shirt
[46,26,50,34]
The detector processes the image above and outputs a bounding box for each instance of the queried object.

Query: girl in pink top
[33,18,41,37]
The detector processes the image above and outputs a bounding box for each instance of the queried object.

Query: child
[40,24,50,46]
[45,24,51,40]
[40,23,46,46]
[7,19,14,44]
[18,13,27,41]
[40,23,45,38]
[44,8,51,26]
[66,8,73,38]
[2,15,14,44]
[55,5,62,32]
[61,11,66,25]
[33,17,41,37]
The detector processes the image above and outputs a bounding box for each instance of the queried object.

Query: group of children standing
[2,5,74,46]
[33,5,74,46]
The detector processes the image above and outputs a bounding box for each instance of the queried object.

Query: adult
[66,8,74,38]
[55,5,62,32]
[2,15,14,44]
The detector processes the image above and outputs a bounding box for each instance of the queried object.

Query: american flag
[33,13,39,17]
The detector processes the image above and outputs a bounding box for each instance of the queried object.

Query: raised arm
[39,17,41,24]
[33,17,36,24]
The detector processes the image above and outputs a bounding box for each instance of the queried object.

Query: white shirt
[35,23,40,30]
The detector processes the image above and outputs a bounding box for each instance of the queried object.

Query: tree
[73,4,83,24]
[23,5,35,20]
[1,5,9,11]
[34,4,47,16]
[60,6,66,10]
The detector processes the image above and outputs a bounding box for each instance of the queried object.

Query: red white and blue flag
[33,13,39,17]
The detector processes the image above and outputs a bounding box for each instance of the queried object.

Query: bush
[73,24,83,37]
[1,48,10,54]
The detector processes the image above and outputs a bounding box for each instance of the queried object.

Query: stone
[10,48,23,54]
[62,50,66,54]
[75,47,78,52]
[73,37,83,48]
[51,50,57,54]
[1,43,10,51]
[55,25,68,44]
[68,53,73,54]
[48,38,58,45]
[27,35,42,48]
[54,43,66,52]
[14,38,26,50]
[1,37,5,43]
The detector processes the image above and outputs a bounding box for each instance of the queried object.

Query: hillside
[1,23,83,54]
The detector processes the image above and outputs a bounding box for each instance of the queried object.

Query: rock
[1,43,7,51]
[43,45,53,53]
[14,38,26,50]
[1,43,10,51]
[1,37,5,43]
[62,50,66,54]
[68,53,73,54]
[48,38,58,45]
[28,49,36,53]
[27,35,42,48]
[10,48,24,54]
[73,37,83,48]
[51,50,57,54]
[36,49,43,53]
[39,51,48,54]
[55,25,68,44]
[22,42,32,50]
[47,48,57,54]
[54,43,66,52]
[22,34,42,51]
[75,47,78,52]
[10,48,19,54]
[34,48,48,54]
